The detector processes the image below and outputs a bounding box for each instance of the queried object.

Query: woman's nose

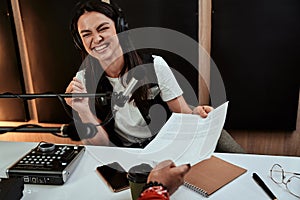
[93,34,103,43]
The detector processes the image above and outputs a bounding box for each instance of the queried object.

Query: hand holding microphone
[65,77,89,113]
[63,66,146,141]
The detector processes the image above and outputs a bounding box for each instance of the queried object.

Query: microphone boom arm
[0,124,68,138]
[0,92,111,100]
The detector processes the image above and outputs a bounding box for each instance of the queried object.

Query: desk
[0,141,299,200]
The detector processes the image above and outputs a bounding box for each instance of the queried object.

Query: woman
[65,0,212,147]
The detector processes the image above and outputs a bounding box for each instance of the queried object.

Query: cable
[56,93,75,121]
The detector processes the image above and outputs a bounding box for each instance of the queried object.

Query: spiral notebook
[184,156,247,197]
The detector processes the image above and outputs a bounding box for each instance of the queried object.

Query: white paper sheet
[139,101,229,165]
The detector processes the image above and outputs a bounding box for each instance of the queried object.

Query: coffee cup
[127,163,153,200]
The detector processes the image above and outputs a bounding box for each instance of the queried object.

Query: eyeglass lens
[286,176,300,198]
[271,164,300,198]
[271,164,284,183]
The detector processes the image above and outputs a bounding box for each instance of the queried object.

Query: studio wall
[211,0,300,130]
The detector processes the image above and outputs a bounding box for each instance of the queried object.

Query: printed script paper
[140,101,229,165]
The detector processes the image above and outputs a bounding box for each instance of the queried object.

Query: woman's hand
[192,105,213,118]
[147,160,191,195]
[166,96,213,118]
[65,77,111,146]
[65,77,89,113]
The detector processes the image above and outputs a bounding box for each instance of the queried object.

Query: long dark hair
[70,0,149,115]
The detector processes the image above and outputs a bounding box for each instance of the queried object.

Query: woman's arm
[153,56,212,118]
[166,95,213,118]
[65,77,110,146]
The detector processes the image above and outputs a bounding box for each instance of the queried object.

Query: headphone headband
[110,1,128,33]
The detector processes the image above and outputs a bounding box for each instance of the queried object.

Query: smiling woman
[64,0,213,147]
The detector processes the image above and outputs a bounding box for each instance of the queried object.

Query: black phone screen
[96,162,129,192]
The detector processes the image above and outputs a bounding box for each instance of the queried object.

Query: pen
[252,173,277,200]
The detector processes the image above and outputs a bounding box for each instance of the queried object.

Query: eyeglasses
[269,164,300,198]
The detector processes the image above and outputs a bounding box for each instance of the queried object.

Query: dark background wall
[211,0,300,130]
[114,0,199,106]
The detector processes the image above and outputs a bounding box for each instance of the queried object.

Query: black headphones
[72,1,128,51]
[112,2,128,33]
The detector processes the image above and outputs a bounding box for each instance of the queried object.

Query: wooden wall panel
[0,0,29,121]
[17,0,82,123]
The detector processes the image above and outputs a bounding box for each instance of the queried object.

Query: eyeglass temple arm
[271,169,300,176]
[284,171,300,176]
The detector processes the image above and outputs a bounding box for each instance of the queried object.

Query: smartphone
[96,162,129,192]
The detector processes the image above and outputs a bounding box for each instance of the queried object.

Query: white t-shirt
[77,55,183,145]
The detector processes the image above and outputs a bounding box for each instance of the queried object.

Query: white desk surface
[0,140,299,200]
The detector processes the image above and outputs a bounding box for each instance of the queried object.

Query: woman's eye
[98,27,109,32]
[82,33,90,38]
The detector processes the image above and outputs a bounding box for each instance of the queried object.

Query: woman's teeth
[94,44,108,51]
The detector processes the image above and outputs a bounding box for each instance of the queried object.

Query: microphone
[112,67,145,110]
[61,121,98,141]
[123,77,138,97]
[0,122,98,141]
[126,66,146,94]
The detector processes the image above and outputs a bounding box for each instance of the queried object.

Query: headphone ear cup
[117,16,128,33]
[112,2,128,33]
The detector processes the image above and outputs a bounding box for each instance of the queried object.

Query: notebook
[184,156,247,197]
